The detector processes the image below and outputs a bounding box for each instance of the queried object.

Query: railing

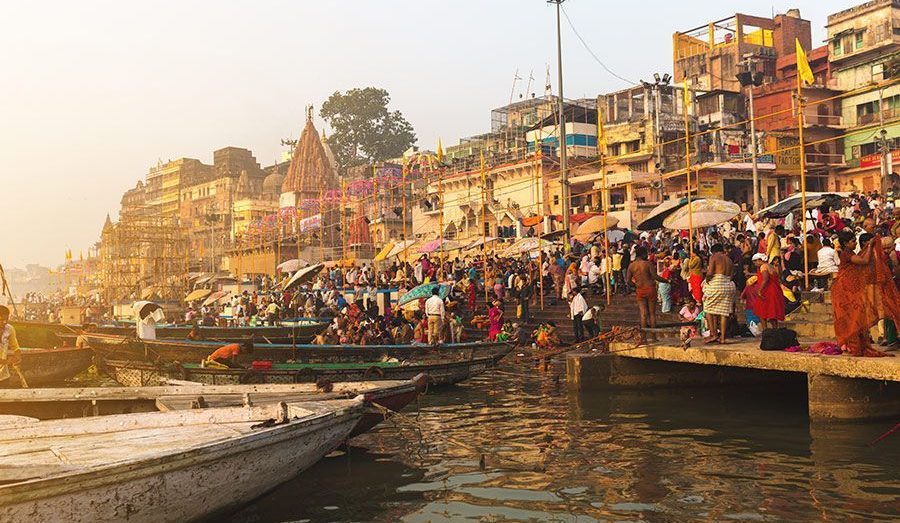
[805,152,846,165]
[858,107,899,126]
[803,110,844,127]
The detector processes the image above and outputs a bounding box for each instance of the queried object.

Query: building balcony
[857,107,899,126]
[803,110,845,128]
[805,152,846,166]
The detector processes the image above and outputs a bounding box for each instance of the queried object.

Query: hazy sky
[1,0,850,267]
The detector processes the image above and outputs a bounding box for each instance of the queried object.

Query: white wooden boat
[0,398,365,522]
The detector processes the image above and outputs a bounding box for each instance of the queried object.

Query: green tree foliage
[320,87,416,170]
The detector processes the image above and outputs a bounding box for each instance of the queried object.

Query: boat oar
[12,365,28,388]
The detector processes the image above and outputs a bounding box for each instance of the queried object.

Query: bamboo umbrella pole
[682,86,694,257]
[480,151,489,307]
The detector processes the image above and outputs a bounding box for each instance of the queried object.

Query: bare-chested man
[626,246,669,335]
[701,243,736,344]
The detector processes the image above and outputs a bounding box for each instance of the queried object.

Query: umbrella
[202,290,231,307]
[284,263,325,290]
[463,237,498,251]
[184,288,211,302]
[417,238,461,254]
[605,229,626,243]
[276,259,309,273]
[573,215,620,242]
[663,199,741,230]
[397,282,449,308]
[373,242,395,262]
[386,239,419,259]
[500,237,555,257]
[540,230,567,241]
[637,197,693,231]
[132,301,164,321]
[755,192,849,219]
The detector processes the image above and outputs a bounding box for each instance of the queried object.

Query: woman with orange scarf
[832,231,899,357]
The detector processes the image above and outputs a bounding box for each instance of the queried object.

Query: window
[855,32,864,50]
[833,38,842,56]
[873,63,885,81]
[553,194,560,205]
[860,142,878,156]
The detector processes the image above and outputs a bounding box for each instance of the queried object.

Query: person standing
[0,306,23,388]
[626,246,668,333]
[702,244,737,344]
[424,287,445,345]
[488,300,504,341]
[750,253,785,330]
[518,275,534,324]
[569,287,589,342]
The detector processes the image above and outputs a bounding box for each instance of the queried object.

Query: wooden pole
[536,126,545,311]
[682,86,694,257]
[319,189,324,263]
[797,72,810,289]
[341,178,347,263]
[401,160,409,287]
[480,151,489,306]
[438,169,445,280]
[598,105,611,306]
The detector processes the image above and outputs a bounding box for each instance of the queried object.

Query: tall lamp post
[641,73,671,202]
[737,57,764,212]
[548,0,570,246]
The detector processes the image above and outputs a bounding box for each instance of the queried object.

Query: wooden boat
[90,322,328,344]
[104,349,510,388]
[0,398,366,522]
[83,331,513,364]
[0,376,427,438]
[10,320,78,348]
[15,347,93,386]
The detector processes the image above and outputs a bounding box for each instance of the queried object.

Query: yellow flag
[436,138,445,163]
[795,38,814,86]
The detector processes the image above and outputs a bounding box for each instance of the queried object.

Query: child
[679,297,701,340]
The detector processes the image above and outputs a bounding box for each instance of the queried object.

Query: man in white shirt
[424,287,445,345]
[569,288,589,342]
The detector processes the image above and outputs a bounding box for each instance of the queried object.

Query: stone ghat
[567,338,900,422]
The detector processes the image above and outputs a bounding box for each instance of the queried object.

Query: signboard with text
[859,149,900,169]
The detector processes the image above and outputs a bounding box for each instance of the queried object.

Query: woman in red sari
[832,232,899,357]
[487,300,504,341]
[751,253,785,330]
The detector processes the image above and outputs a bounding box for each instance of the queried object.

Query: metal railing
[858,107,899,126]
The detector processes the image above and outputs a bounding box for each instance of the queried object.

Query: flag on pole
[795,38,815,86]
[436,138,445,163]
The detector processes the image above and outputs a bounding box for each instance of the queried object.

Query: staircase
[462,290,681,344]
[783,291,835,338]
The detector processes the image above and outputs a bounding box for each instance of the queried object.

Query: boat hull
[0,401,364,523]
[92,323,327,344]
[106,351,508,388]
[84,332,512,364]
[17,347,93,386]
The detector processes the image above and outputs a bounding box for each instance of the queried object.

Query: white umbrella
[573,215,620,242]
[663,199,741,230]
[386,239,418,259]
[284,263,325,290]
[277,259,310,273]
[202,290,231,307]
[132,301,164,321]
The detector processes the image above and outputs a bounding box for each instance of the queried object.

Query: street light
[737,57,764,212]
[641,73,671,201]
[548,0,570,246]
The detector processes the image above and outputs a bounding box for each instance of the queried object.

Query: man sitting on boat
[204,341,254,369]
[0,305,23,388]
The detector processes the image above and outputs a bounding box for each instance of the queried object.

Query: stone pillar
[807,374,900,422]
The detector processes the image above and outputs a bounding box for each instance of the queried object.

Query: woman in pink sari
[488,300,504,341]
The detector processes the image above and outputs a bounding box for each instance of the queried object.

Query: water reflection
[227,361,900,522]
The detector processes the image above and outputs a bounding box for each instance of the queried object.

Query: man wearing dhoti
[701,244,736,344]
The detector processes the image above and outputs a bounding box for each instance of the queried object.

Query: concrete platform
[567,338,900,422]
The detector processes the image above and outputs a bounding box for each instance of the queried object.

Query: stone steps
[782,320,835,338]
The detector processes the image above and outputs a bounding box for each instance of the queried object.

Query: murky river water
[227,360,899,523]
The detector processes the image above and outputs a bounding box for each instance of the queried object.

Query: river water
[227,360,899,522]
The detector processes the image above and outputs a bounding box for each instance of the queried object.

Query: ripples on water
[227,361,900,523]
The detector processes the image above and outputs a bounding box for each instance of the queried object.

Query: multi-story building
[827,0,900,192]
[674,10,812,93]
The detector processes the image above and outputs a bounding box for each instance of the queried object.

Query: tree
[320,87,416,170]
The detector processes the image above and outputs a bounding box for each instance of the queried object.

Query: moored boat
[16,347,93,386]
[91,322,328,344]
[83,332,512,364]
[105,349,509,388]
[0,375,427,438]
[0,398,366,522]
